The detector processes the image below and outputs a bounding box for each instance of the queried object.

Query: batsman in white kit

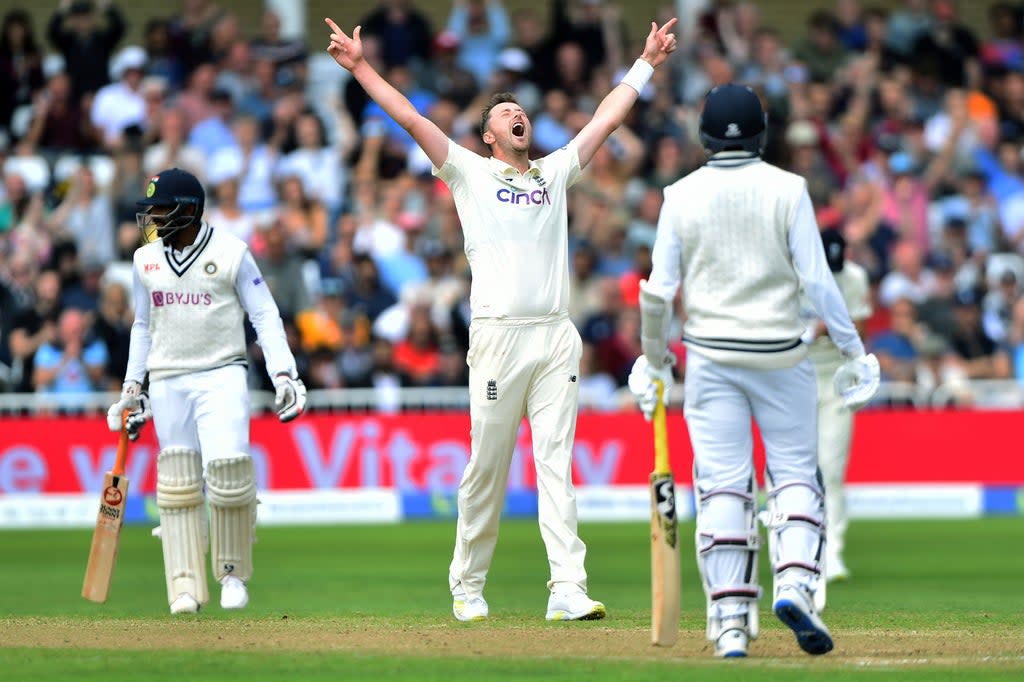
[325,15,677,621]
[628,85,880,657]
[801,228,871,588]
[106,168,307,615]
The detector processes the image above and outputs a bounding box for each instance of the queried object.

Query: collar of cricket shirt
[488,155,542,180]
[163,221,213,277]
[707,150,761,169]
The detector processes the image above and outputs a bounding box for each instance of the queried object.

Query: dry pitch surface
[5,618,1024,668]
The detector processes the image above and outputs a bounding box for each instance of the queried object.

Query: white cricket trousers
[685,350,823,609]
[814,361,852,559]
[149,364,251,464]
[449,315,586,600]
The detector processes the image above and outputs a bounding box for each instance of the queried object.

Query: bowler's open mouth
[511,122,525,137]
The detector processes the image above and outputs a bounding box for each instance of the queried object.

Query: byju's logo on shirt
[496,187,551,206]
[152,291,213,307]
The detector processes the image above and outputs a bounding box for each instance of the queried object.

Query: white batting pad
[205,454,257,582]
[156,447,209,606]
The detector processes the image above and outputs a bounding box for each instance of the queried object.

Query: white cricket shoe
[545,586,606,621]
[773,584,833,655]
[452,590,489,621]
[169,593,200,615]
[713,616,749,658]
[220,576,249,609]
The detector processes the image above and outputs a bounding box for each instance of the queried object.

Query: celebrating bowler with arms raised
[106,168,306,614]
[325,15,676,621]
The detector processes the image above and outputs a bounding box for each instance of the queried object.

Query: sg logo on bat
[653,476,677,548]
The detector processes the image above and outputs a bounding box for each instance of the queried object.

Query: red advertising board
[1,410,1022,494]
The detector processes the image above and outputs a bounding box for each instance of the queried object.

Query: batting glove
[628,354,675,421]
[125,391,152,441]
[833,352,880,411]
[273,372,307,423]
[106,381,141,432]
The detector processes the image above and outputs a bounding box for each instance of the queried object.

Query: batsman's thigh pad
[760,479,825,598]
[696,483,761,641]
[205,454,257,582]
[156,447,209,605]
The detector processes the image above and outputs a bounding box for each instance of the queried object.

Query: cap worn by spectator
[111,46,147,81]
[954,288,981,307]
[497,48,532,74]
[888,151,915,176]
[785,120,819,147]
[929,252,956,274]
[434,30,461,54]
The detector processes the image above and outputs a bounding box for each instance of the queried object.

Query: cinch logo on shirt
[496,187,550,205]
[152,291,213,307]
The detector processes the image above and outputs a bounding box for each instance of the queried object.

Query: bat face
[650,472,680,647]
[82,472,130,603]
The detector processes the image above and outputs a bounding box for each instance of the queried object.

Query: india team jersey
[434,139,582,320]
[134,226,248,380]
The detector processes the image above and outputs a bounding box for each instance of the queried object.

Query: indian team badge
[204,262,217,275]
[146,177,158,197]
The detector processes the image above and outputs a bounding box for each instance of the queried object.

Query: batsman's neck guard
[639,279,673,370]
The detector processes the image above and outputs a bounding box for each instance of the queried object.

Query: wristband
[620,58,654,94]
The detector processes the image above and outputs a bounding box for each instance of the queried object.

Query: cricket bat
[82,412,130,603]
[650,379,680,646]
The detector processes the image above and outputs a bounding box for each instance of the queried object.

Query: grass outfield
[2,518,1023,680]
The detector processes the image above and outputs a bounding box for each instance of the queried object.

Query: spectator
[143,106,206,181]
[359,0,434,70]
[189,87,237,160]
[276,108,352,217]
[8,268,61,392]
[392,301,440,386]
[880,240,940,307]
[792,10,851,82]
[869,296,923,383]
[142,18,185,91]
[32,306,107,405]
[91,278,131,389]
[980,3,1023,72]
[910,0,979,90]
[447,0,511,88]
[49,166,115,267]
[249,9,306,91]
[90,45,147,150]
[167,0,227,77]
[425,31,480,111]
[206,163,257,245]
[46,0,125,101]
[24,71,94,153]
[346,251,397,323]
[210,113,278,214]
[0,9,45,134]
[176,62,218,131]
[948,286,1012,379]
[274,174,328,259]
[253,218,312,320]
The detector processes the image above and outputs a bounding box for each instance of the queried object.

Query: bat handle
[113,409,130,477]
[652,380,670,474]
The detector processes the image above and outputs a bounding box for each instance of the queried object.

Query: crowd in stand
[2,0,1024,409]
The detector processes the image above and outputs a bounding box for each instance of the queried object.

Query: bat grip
[652,380,670,475]
[113,410,129,477]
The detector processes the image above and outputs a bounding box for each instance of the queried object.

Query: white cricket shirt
[803,261,872,369]
[647,153,866,369]
[433,139,582,320]
[125,222,296,382]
